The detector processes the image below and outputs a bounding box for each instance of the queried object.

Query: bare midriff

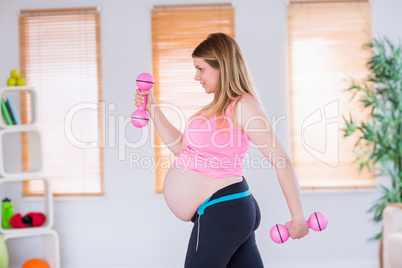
[163,163,243,222]
[163,100,248,222]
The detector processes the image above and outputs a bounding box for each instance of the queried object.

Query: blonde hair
[190,33,262,129]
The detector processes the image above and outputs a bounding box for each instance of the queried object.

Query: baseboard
[22,260,378,268]
[57,266,181,268]
[12,266,180,268]
[269,260,379,268]
[60,267,181,268]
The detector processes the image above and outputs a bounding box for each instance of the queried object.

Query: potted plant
[342,36,402,241]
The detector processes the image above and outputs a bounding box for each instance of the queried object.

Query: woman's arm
[148,103,186,156]
[236,97,309,239]
[137,90,186,156]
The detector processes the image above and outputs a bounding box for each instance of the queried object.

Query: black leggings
[185,177,264,268]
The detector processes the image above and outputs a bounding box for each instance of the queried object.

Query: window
[287,1,375,189]
[151,3,235,193]
[19,7,103,196]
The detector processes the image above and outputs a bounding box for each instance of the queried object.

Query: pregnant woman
[135,33,308,268]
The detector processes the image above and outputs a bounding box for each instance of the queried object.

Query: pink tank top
[173,94,256,178]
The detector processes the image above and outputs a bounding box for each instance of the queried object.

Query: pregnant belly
[163,164,243,222]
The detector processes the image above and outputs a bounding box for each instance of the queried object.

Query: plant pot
[381,202,402,268]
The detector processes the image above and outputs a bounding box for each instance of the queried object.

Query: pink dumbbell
[270,211,328,244]
[131,73,155,128]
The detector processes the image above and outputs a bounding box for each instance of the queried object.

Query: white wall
[1,0,401,267]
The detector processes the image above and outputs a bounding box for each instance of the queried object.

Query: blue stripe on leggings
[197,189,251,216]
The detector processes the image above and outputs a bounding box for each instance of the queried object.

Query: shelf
[0,177,53,234]
[0,86,60,266]
[0,128,43,178]
[2,229,60,268]
[0,86,37,129]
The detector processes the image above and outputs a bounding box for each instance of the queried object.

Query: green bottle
[1,198,13,229]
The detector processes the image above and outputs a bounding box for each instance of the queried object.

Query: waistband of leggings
[191,176,250,222]
[197,189,251,216]
[209,176,249,202]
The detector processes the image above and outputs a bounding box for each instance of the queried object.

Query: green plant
[342,37,402,240]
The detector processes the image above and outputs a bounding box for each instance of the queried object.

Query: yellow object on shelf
[0,234,9,268]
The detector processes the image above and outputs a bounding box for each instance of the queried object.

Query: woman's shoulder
[227,94,261,130]
[236,95,267,133]
[230,93,259,109]
[231,93,258,102]
[239,93,258,101]
[236,95,263,115]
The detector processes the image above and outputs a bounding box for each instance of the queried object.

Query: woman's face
[193,58,220,94]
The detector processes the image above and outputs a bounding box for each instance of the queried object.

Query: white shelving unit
[0,86,38,129]
[0,86,60,268]
[0,128,43,178]
[2,230,60,268]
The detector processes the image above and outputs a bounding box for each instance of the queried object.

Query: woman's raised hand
[135,88,156,113]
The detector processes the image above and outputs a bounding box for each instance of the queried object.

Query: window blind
[151,3,235,193]
[19,7,103,196]
[288,1,375,189]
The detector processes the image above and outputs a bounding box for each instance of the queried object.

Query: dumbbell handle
[137,88,148,111]
[270,211,328,244]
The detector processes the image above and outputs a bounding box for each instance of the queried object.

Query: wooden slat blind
[151,3,234,193]
[19,7,103,196]
[288,2,375,189]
